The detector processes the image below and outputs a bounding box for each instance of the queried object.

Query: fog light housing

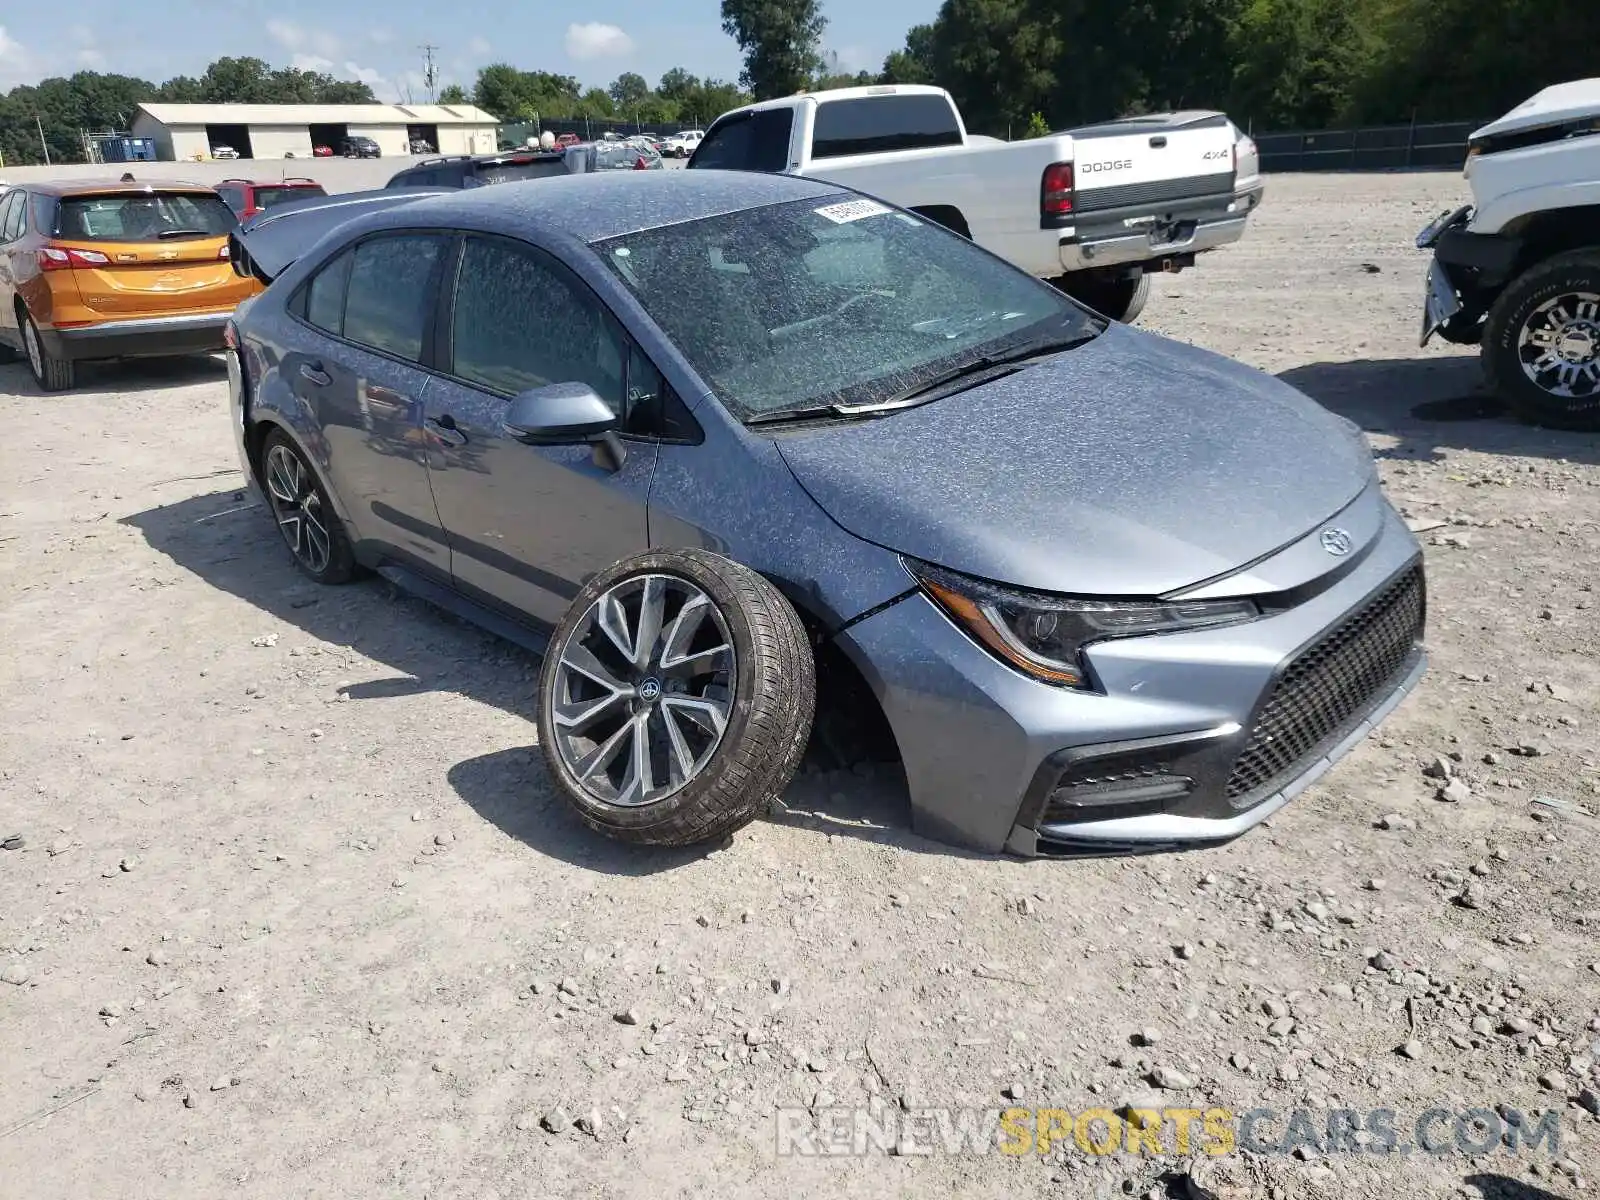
[1044,755,1196,822]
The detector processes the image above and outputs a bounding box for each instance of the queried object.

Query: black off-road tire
[258,428,359,584]
[1482,250,1600,431]
[23,313,75,391]
[1055,271,1151,324]
[537,549,816,847]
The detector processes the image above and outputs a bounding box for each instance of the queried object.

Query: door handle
[299,362,331,387]
[427,414,467,447]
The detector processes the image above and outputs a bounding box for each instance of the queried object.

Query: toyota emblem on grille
[1320,528,1354,556]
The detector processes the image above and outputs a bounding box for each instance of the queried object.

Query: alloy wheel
[23,320,42,379]
[263,443,332,575]
[1518,291,1600,399]
[548,574,737,808]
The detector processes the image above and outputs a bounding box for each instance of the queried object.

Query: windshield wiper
[744,402,879,427]
[743,331,1099,428]
[157,228,211,239]
[859,332,1100,412]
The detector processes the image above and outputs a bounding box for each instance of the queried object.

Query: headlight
[908,560,1259,689]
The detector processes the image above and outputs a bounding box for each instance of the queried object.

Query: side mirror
[503,382,619,444]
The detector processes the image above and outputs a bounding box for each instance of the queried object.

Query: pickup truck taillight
[1041,162,1075,217]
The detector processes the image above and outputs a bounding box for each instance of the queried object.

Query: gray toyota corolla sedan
[225,170,1425,855]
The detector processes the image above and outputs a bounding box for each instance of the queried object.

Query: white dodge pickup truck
[687,84,1264,322]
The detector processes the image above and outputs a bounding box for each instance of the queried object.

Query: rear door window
[810,95,963,159]
[340,234,448,362]
[216,185,246,214]
[55,192,237,241]
[687,109,793,172]
[303,249,355,335]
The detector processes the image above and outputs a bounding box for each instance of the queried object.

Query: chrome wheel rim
[23,321,42,379]
[549,574,736,808]
[263,444,332,574]
[1519,291,1600,400]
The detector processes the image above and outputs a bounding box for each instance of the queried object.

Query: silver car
[224,171,1425,856]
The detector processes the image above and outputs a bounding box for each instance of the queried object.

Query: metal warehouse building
[130,102,501,162]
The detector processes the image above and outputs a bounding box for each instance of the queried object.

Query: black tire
[0,337,18,364]
[537,549,816,847]
[1054,271,1151,324]
[258,428,359,584]
[22,312,74,391]
[1482,250,1600,431]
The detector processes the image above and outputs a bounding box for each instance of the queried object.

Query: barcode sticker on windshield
[814,199,890,224]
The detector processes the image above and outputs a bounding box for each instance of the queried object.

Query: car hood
[771,324,1373,597]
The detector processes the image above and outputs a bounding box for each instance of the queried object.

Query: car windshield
[594,195,1101,419]
[254,185,326,210]
[55,192,237,241]
[476,158,569,185]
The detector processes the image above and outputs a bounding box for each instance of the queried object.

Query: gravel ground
[2,171,1598,1200]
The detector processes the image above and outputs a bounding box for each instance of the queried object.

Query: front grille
[1074,171,1235,215]
[1225,565,1425,806]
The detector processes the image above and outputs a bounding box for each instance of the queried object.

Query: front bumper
[836,492,1425,856]
[1417,206,1521,347]
[43,311,231,362]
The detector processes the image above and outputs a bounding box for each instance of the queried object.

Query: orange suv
[0,179,257,391]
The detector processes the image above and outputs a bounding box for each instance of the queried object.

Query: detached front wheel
[537,550,815,847]
[1482,251,1600,430]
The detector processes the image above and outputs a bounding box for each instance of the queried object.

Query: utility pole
[420,45,439,103]
[35,113,52,165]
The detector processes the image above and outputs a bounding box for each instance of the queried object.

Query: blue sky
[0,0,935,101]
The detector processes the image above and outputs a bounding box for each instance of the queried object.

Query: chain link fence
[1255,119,1486,171]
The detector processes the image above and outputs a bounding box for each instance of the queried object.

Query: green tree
[1023,111,1050,137]
[608,72,651,110]
[438,83,469,104]
[719,0,827,99]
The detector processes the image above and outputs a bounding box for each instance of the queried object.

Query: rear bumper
[1057,187,1258,273]
[43,311,230,361]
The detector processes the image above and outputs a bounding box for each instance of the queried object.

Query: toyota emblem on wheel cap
[1320,528,1354,556]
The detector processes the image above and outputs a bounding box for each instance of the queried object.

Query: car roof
[381,168,846,243]
[219,178,324,188]
[23,179,219,197]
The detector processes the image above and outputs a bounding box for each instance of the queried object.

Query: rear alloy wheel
[1055,271,1151,324]
[537,549,815,847]
[260,430,357,584]
[1483,251,1600,431]
[22,313,74,391]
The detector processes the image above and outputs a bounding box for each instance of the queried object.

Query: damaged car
[223,171,1426,855]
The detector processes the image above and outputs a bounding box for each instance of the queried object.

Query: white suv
[1419,77,1600,429]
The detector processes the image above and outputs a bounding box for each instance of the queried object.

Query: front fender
[1473,180,1600,236]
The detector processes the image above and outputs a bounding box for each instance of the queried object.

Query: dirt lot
[2,171,1598,1200]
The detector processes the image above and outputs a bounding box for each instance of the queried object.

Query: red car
[312,144,334,158]
[214,177,328,223]
[555,133,581,149]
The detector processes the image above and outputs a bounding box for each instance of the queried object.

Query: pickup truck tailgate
[1069,112,1236,213]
